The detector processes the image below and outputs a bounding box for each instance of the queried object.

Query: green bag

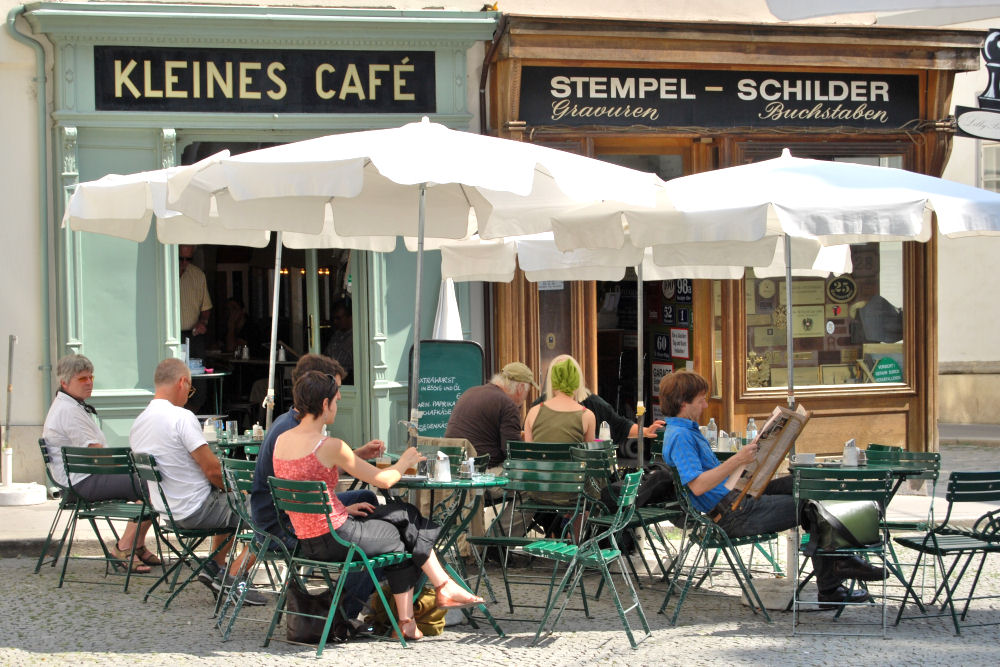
[802,499,881,554]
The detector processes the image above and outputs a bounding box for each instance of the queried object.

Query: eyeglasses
[179,256,194,263]
[185,378,197,399]
[324,373,340,398]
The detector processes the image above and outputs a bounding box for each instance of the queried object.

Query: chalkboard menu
[408,340,486,437]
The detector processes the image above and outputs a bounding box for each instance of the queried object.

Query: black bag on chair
[801,499,881,556]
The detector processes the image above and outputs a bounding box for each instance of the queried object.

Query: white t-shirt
[130,398,210,521]
[41,391,107,487]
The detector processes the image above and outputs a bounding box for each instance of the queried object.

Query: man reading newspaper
[658,370,882,608]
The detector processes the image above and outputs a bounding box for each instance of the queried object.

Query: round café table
[392,475,508,637]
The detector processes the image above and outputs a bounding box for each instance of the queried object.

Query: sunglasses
[324,373,340,398]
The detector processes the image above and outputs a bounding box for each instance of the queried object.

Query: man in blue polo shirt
[659,370,881,608]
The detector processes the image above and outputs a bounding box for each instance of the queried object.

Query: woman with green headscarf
[524,357,596,444]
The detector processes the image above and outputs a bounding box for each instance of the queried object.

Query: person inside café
[658,370,884,608]
[272,370,484,641]
[250,353,381,627]
[130,358,266,605]
[41,354,158,574]
[535,353,664,446]
[178,244,212,359]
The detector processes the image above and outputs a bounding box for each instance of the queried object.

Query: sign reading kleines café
[94,46,435,113]
[520,66,918,128]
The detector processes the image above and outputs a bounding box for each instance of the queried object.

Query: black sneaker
[197,560,222,592]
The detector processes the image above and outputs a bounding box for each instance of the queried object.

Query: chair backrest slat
[794,468,893,503]
[506,440,576,461]
[946,471,1000,504]
[62,446,133,477]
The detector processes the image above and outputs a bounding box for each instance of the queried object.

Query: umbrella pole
[635,263,645,468]
[783,234,796,409]
[264,232,284,429]
[407,183,427,446]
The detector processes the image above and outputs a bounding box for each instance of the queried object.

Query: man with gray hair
[445,361,538,469]
[130,357,265,605]
[42,354,158,573]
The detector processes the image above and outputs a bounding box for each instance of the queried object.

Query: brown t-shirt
[444,383,521,467]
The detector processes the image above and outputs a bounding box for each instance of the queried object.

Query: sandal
[391,616,423,641]
[133,545,162,566]
[434,581,484,610]
[108,543,151,574]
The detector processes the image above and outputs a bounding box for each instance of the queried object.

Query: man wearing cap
[445,361,537,470]
[446,362,537,540]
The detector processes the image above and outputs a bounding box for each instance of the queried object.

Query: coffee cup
[790,453,816,465]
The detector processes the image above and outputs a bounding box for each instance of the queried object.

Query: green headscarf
[550,358,580,396]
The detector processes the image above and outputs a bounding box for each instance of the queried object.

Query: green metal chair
[506,440,576,461]
[58,446,158,593]
[867,449,941,599]
[467,458,588,615]
[659,465,776,626]
[572,446,679,590]
[34,438,79,573]
[524,470,651,649]
[130,451,232,609]
[265,476,412,656]
[894,470,1000,635]
[791,467,896,637]
[215,458,290,641]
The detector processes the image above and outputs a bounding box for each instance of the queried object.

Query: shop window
[983,142,1000,193]
[744,241,905,389]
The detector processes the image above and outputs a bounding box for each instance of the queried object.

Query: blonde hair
[542,354,590,402]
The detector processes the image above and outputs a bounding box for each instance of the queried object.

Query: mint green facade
[23,2,496,448]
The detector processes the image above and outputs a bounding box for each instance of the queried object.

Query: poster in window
[670,327,690,359]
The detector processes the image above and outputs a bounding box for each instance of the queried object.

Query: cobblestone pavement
[4,548,1000,667]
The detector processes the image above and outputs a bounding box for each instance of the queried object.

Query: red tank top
[273,438,349,539]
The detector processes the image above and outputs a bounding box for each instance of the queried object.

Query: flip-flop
[134,545,162,566]
[108,544,152,574]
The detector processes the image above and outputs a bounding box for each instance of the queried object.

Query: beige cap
[500,361,538,390]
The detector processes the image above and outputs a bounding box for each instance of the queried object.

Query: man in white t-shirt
[130,357,264,605]
[42,354,157,573]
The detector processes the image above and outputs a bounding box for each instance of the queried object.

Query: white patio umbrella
[164,117,666,435]
[655,148,1000,405]
[439,231,850,465]
[64,159,396,427]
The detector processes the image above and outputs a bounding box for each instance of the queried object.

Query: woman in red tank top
[273,371,483,641]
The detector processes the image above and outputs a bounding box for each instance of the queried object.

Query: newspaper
[730,403,811,510]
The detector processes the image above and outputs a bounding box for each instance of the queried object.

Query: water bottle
[745,417,758,446]
[706,417,718,449]
[599,421,611,442]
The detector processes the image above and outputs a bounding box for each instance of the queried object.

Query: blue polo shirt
[661,416,728,513]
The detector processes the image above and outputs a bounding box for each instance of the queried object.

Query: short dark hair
[658,371,709,417]
[293,370,340,419]
[292,354,345,383]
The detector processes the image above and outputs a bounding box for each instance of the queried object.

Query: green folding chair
[894,470,1000,635]
[506,440,576,461]
[35,438,79,573]
[791,467,895,637]
[265,476,412,656]
[660,466,776,626]
[130,452,232,609]
[215,458,290,641]
[524,470,651,649]
[572,446,679,592]
[467,458,588,616]
[58,446,158,593]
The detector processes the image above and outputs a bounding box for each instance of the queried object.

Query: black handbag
[285,577,369,644]
[801,499,882,556]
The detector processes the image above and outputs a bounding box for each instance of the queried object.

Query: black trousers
[300,501,440,595]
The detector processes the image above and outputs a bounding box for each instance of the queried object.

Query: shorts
[175,488,238,531]
[71,472,143,502]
